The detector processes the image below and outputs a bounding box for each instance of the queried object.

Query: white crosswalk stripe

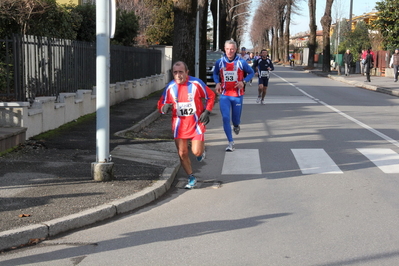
[291,149,343,174]
[357,148,399,173]
[219,148,399,175]
[222,149,262,175]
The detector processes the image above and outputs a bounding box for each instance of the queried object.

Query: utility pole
[92,0,115,181]
[216,0,219,51]
[349,0,353,31]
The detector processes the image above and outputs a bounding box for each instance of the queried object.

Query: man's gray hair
[224,40,237,48]
[173,61,189,71]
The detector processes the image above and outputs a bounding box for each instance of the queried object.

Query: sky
[242,0,378,49]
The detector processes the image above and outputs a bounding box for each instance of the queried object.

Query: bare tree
[117,0,152,46]
[0,0,49,35]
[210,0,251,51]
[308,0,316,68]
[320,0,334,72]
[283,0,301,63]
[284,0,293,63]
[250,9,271,51]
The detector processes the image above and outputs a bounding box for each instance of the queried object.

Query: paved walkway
[301,66,399,97]
[1,66,398,251]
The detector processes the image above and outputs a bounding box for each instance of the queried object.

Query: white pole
[96,0,110,164]
[93,0,114,181]
[195,6,199,77]
[216,0,219,51]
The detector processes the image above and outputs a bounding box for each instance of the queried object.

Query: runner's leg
[175,139,192,175]
[231,96,243,128]
[219,95,234,142]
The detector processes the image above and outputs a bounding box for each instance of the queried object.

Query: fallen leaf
[18,214,31,218]
[28,238,45,245]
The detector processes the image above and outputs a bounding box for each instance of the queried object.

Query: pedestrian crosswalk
[222,149,262,175]
[221,148,399,175]
[357,148,399,174]
[291,149,343,174]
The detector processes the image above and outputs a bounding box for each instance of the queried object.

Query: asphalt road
[2,65,399,265]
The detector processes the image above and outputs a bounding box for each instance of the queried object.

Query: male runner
[213,40,254,152]
[158,61,215,189]
[253,49,274,104]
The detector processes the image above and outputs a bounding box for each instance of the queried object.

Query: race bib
[177,102,196,116]
[223,70,238,82]
[261,71,269,78]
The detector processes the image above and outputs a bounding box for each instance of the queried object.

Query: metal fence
[0,35,162,102]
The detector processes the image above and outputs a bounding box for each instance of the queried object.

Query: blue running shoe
[185,174,197,189]
[196,150,206,162]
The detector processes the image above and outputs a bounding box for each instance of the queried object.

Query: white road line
[222,149,262,175]
[243,96,316,104]
[357,148,399,173]
[291,149,343,174]
[273,72,399,149]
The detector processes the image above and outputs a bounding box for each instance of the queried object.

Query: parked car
[206,51,224,83]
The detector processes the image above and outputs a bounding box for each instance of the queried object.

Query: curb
[114,110,161,137]
[327,74,399,97]
[0,110,180,251]
[0,163,180,251]
[306,69,399,98]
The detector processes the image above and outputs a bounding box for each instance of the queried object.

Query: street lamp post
[216,0,220,51]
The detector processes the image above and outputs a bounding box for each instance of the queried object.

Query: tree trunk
[320,0,334,72]
[172,0,197,71]
[272,27,278,61]
[219,0,228,47]
[308,0,316,68]
[198,0,208,82]
[284,0,292,63]
[210,0,217,50]
[278,27,284,62]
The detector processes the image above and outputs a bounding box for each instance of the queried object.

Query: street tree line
[1,0,398,80]
[0,0,139,46]
[247,0,334,70]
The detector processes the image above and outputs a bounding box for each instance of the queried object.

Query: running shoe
[225,142,235,152]
[185,174,197,189]
[196,150,206,162]
[256,96,261,104]
[233,125,240,135]
[261,100,265,105]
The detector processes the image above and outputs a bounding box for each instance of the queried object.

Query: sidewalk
[294,65,399,97]
[0,90,180,251]
[1,66,398,252]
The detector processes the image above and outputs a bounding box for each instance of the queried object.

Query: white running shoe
[261,100,265,105]
[256,97,261,104]
[225,142,235,152]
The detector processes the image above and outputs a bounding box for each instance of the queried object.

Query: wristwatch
[242,80,246,85]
